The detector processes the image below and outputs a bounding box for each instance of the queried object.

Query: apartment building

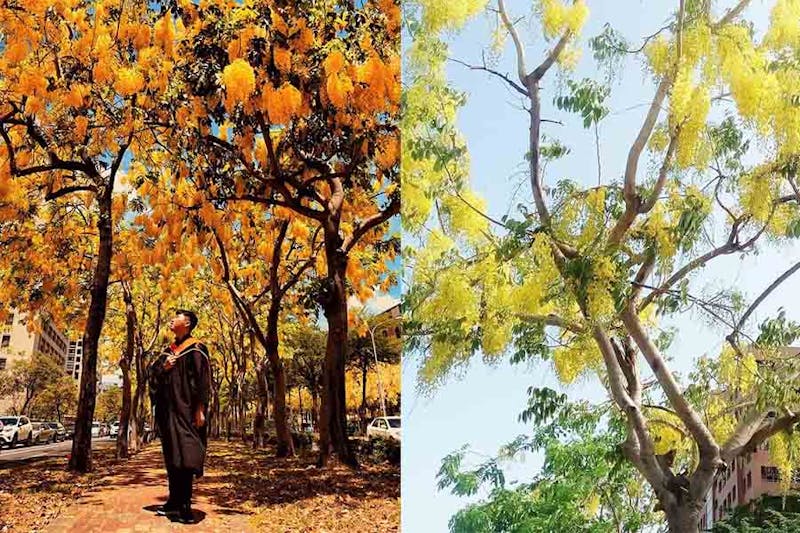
[0,309,69,372]
[710,440,799,525]
[66,339,83,381]
[0,308,70,413]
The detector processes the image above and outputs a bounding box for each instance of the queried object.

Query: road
[0,437,115,466]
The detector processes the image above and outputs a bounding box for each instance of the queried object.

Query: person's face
[169,313,191,335]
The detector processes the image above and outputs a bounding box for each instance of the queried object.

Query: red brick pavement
[47,444,256,533]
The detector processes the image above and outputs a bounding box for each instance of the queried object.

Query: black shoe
[156,502,179,516]
[177,504,194,524]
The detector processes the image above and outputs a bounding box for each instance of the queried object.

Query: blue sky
[402,2,798,531]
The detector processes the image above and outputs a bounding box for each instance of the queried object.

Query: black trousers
[166,466,193,506]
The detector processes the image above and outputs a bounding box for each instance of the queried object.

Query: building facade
[0,309,70,413]
[373,303,401,340]
[710,441,798,525]
[0,309,69,372]
[66,339,83,381]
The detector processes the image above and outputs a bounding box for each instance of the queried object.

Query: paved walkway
[48,444,256,532]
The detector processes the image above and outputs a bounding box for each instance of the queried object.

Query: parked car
[109,421,119,438]
[0,416,34,448]
[47,422,67,441]
[366,416,401,442]
[91,421,102,438]
[32,422,57,444]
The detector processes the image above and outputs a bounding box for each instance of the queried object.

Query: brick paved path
[47,444,256,532]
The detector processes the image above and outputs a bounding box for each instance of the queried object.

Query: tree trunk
[264,304,294,457]
[117,284,135,460]
[253,359,268,449]
[70,197,114,473]
[318,234,358,468]
[129,343,147,453]
[238,373,247,443]
[360,360,368,434]
[664,504,701,533]
[311,389,319,430]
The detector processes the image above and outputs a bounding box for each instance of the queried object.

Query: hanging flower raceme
[115,68,145,96]
[222,58,256,111]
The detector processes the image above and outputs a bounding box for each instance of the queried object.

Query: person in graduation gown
[148,309,211,524]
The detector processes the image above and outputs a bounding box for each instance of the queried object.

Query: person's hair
[176,309,198,332]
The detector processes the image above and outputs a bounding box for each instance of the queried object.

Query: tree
[95,385,122,424]
[29,376,78,423]
[0,2,176,472]
[439,391,660,532]
[0,351,65,415]
[150,0,400,467]
[347,327,401,429]
[287,324,327,429]
[404,0,800,530]
[712,495,800,532]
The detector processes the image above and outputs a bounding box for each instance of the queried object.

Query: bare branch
[497,0,528,83]
[448,57,529,97]
[607,76,671,247]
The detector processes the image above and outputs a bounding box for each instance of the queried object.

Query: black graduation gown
[148,341,211,477]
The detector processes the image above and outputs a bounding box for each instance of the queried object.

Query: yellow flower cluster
[511,234,559,316]
[442,188,488,244]
[765,0,800,50]
[648,411,685,455]
[586,255,616,321]
[641,203,677,259]
[556,43,582,70]
[261,82,302,124]
[540,0,589,40]
[767,431,800,493]
[716,25,781,132]
[222,58,256,110]
[739,172,774,223]
[153,14,175,57]
[717,345,758,395]
[553,334,602,384]
[475,256,514,357]
[577,188,606,249]
[323,50,354,109]
[645,35,672,75]
[706,394,736,444]
[418,0,488,32]
[114,68,145,96]
[273,47,292,73]
[670,67,711,168]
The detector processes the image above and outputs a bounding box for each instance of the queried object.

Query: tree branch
[497,0,528,84]
[607,76,671,247]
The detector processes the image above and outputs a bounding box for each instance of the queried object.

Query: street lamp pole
[367,315,401,419]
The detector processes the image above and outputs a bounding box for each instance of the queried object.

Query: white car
[109,421,119,438]
[366,416,401,442]
[0,416,34,447]
[91,421,102,438]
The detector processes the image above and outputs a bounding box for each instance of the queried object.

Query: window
[4,313,13,326]
[747,471,752,489]
[0,358,5,370]
[1,335,9,348]
[762,466,780,482]
[395,327,401,337]
[733,485,736,501]
[382,330,388,337]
